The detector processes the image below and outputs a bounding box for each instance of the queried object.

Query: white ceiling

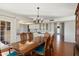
[0,3,77,20]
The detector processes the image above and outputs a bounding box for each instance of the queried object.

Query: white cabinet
[0,21,11,44]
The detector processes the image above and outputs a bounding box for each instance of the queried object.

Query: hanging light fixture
[33,7,43,24]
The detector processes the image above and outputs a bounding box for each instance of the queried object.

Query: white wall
[49,23,54,35]
[64,21,75,43]
[54,15,75,22]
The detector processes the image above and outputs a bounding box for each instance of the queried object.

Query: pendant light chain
[37,7,40,18]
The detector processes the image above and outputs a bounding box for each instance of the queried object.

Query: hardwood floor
[53,40,75,56]
[32,39,75,56]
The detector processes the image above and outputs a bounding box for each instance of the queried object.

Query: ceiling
[0,3,77,20]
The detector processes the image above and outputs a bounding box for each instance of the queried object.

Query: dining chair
[20,32,27,44]
[33,32,51,56]
[34,36,41,43]
[44,34,55,56]
[0,48,17,56]
[27,32,33,42]
[49,34,54,56]
[44,34,51,56]
[7,51,17,56]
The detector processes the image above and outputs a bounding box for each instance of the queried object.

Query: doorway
[54,22,64,42]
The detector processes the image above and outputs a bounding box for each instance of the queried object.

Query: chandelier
[33,7,43,24]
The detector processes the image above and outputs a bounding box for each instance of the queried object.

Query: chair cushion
[34,44,45,55]
[7,51,17,56]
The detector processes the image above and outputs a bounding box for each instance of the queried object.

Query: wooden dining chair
[49,34,54,56]
[34,36,41,43]
[33,32,51,56]
[44,32,50,41]
[44,34,51,56]
[44,33,54,56]
[27,32,33,42]
[20,32,27,44]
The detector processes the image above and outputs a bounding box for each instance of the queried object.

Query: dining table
[10,36,44,56]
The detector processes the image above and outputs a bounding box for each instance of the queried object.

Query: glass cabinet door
[0,21,11,44]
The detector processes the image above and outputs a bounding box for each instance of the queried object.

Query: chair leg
[30,51,33,56]
[73,46,75,56]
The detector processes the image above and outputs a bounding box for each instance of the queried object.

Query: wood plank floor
[32,39,75,56]
[53,40,75,56]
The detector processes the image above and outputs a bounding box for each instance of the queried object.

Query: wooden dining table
[10,37,44,56]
